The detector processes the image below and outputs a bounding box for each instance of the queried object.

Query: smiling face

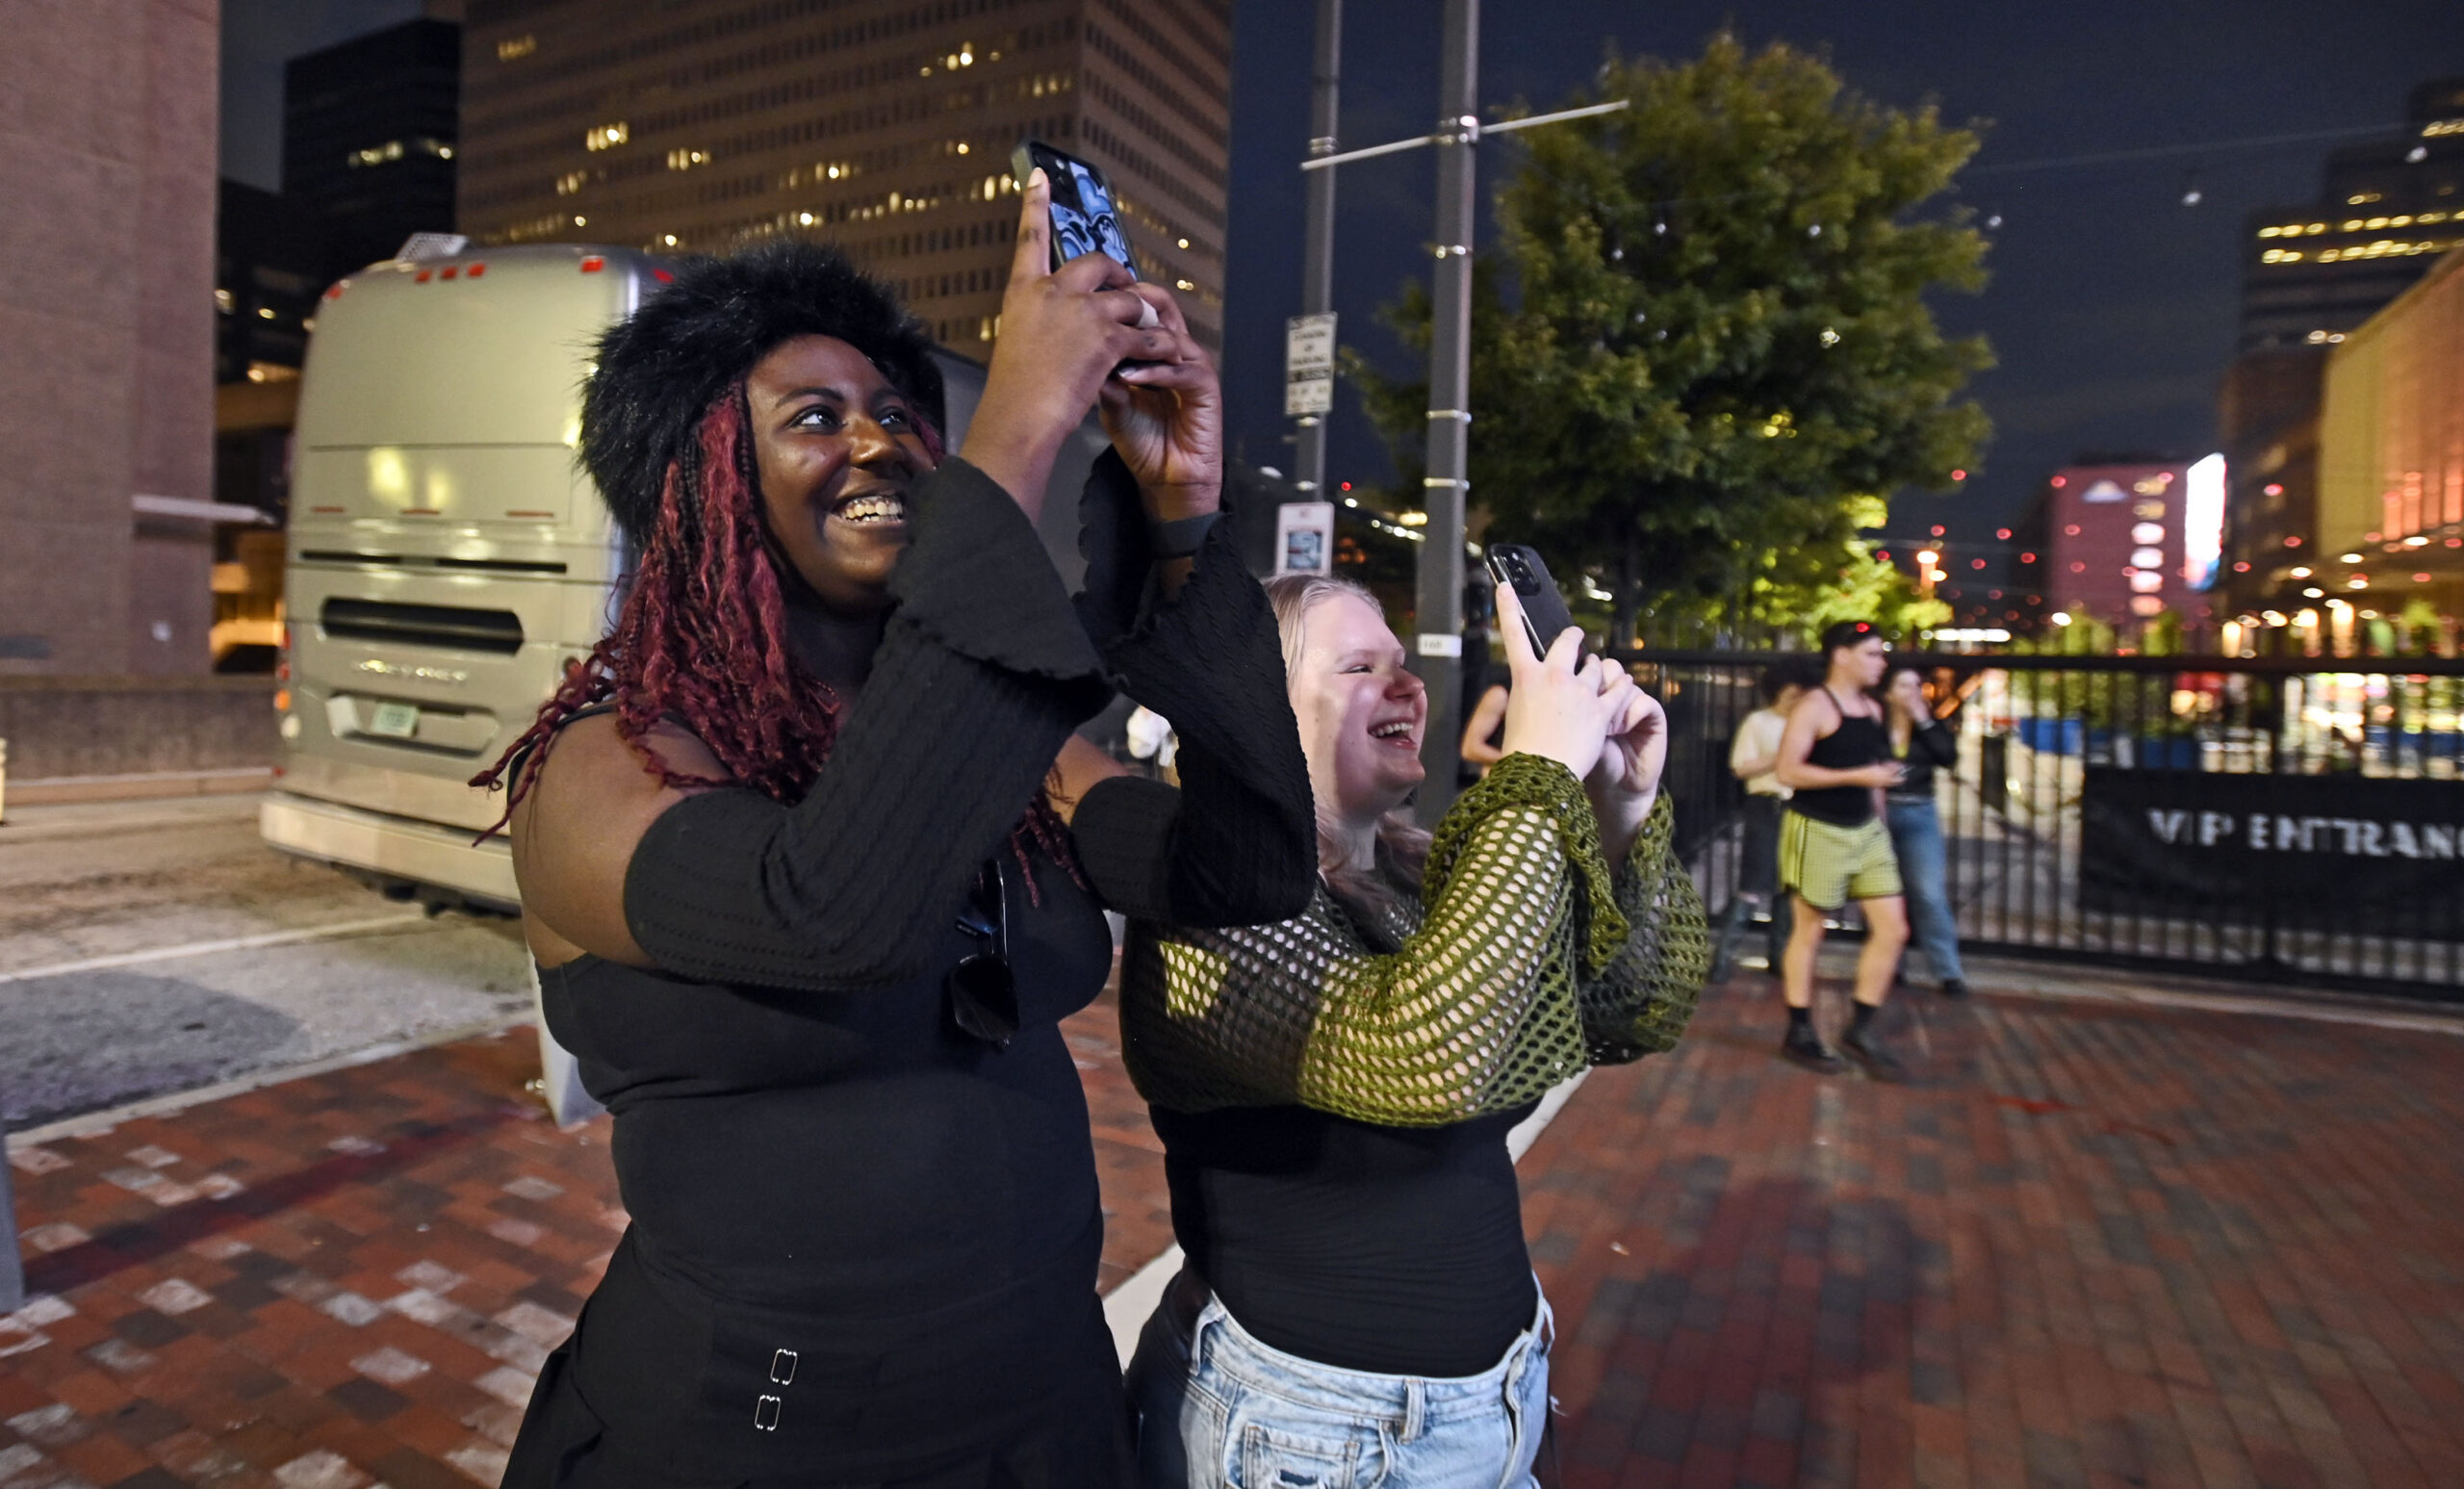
[743,334,936,615]
[1286,591,1427,825]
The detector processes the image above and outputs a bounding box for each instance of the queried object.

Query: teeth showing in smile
[837,494,907,525]
[1372,722,1413,739]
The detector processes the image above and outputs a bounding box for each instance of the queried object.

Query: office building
[217,179,329,388]
[2218,77,2463,613]
[2308,247,2464,624]
[2237,77,2464,354]
[285,17,464,280]
[2026,456,2224,633]
[0,0,219,675]
[453,0,1229,353]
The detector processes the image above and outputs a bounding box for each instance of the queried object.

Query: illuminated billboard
[2181,452,2225,591]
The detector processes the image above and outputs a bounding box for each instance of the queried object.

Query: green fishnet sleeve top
[1119,753,1711,1127]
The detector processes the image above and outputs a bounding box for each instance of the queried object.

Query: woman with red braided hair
[475,173,1313,1486]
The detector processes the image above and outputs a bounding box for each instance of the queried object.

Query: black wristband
[1149,511,1219,559]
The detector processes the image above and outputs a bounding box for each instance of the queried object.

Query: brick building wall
[0,0,220,676]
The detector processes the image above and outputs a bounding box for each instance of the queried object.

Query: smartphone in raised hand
[1010,139,1139,279]
[1484,543,1585,661]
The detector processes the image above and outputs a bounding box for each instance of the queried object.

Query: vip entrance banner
[2080,767,2464,937]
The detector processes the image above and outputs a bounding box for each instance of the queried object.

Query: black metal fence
[1628,649,2464,999]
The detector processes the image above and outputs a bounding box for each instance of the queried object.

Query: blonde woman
[1120,574,1708,1489]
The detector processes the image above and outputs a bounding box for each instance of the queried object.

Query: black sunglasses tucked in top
[946,860,1019,1050]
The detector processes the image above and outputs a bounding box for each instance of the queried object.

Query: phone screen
[1011,140,1139,279]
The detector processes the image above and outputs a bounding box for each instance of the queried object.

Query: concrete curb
[2,767,272,809]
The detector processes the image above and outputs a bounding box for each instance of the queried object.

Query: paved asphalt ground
[0,796,533,1131]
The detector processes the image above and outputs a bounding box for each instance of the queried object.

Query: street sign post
[1293,0,1342,498]
[1273,501,1338,578]
[1285,313,1337,418]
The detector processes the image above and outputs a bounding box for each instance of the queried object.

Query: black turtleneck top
[507,452,1313,1486]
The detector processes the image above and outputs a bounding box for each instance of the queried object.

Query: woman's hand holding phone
[1098,285,1220,525]
[1496,582,1626,781]
[1587,683,1668,868]
[963,168,1180,517]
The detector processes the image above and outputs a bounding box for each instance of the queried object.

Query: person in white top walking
[1711,659,1819,978]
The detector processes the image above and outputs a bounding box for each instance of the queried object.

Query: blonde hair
[1262,575,1433,912]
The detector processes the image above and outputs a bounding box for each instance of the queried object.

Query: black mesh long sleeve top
[506,452,1313,1486]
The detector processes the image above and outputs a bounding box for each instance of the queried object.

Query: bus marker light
[467,263,486,277]
[415,270,432,283]
[580,256,605,273]
[442,266,459,279]
[653,269,674,282]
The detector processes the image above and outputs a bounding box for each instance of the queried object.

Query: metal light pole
[1412,0,1478,825]
[1288,7,1623,822]
[1293,0,1341,498]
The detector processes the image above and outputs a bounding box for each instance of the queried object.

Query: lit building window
[586,122,629,152]
[215,288,234,313]
[497,35,536,62]
[556,170,588,195]
[668,149,712,170]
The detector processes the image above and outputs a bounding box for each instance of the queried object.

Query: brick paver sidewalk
[10,968,2464,1489]
[0,995,1165,1489]
[1521,974,2464,1489]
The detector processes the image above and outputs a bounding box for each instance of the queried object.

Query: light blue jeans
[1886,795,1965,984]
[1127,1281,1553,1489]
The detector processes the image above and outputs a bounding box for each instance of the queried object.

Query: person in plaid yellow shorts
[1772,621,1912,1079]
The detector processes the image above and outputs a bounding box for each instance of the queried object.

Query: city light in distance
[1996,527,2011,540]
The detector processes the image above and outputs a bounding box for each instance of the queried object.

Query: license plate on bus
[368,702,421,738]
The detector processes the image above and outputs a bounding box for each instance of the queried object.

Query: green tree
[1351,35,1991,645]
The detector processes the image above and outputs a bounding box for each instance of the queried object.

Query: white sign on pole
[1284,313,1336,417]
[1272,501,1337,578]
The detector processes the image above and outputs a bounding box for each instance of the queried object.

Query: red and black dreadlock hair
[473,241,1074,884]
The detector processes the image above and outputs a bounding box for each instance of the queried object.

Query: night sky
[224,1,2464,553]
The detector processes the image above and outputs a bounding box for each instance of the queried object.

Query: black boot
[1840,1021,1909,1083]
[1781,1018,1845,1075]
[1938,978,1970,1000]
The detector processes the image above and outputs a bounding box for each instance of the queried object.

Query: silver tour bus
[264,242,1101,912]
